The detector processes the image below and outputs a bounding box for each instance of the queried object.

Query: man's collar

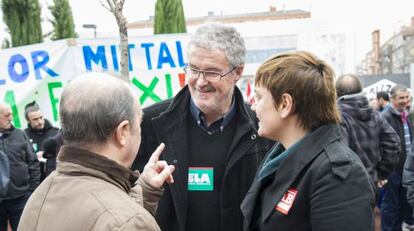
[189,97,236,134]
[58,145,139,192]
[390,104,404,114]
[337,91,366,101]
[27,119,52,132]
[0,125,14,135]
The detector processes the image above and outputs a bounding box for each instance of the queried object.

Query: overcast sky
[0,0,413,67]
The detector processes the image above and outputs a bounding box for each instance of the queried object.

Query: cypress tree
[154,0,186,34]
[1,0,43,47]
[49,0,77,40]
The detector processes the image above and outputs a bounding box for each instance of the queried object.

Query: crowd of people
[0,22,413,231]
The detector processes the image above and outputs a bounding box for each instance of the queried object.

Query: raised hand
[141,143,175,188]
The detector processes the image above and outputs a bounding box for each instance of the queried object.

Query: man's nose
[196,72,209,84]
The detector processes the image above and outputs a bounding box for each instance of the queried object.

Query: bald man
[19,73,175,231]
[0,103,40,231]
[336,74,399,186]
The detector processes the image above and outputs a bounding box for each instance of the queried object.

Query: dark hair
[376,91,389,101]
[24,101,40,120]
[43,133,62,158]
[335,74,363,98]
[255,50,340,130]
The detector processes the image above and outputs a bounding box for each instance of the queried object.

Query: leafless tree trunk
[101,0,129,81]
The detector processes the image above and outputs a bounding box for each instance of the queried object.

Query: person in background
[18,73,175,231]
[41,132,62,177]
[24,102,59,181]
[370,97,379,110]
[132,22,274,231]
[381,85,414,231]
[406,96,414,126]
[0,103,40,231]
[377,91,391,112]
[336,74,399,190]
[241,51,375,231]
[404,144,414,210]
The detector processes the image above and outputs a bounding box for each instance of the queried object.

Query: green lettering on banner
[165,73,173,99]
[4,90,21,128]
[48,81,63,122]
[131,77,162,104]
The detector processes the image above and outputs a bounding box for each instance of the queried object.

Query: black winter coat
[132,86,274,231]
[338,94,400,182]
[0,127,40,200]
[381,107,413,172]
[241,124,376,231]
[403,150,414,207]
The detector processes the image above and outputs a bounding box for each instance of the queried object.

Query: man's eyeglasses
[183,65,236,82]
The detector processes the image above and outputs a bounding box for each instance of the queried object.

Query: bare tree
[100,0,129,81]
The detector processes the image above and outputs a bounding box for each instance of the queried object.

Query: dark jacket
[132,85,274,231]
[24,119,59,152]
[0,150,9,197]
[338,94,400,182]
[25,119,59,181]
[403,147,414,207]
[241,124,375,231]
[0,126,40,200]
[42,132,63,177]
[381,107,413,172]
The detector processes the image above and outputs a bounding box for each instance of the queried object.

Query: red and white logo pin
[275,188,297,215]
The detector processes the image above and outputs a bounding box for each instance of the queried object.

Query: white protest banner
[363,79,397,100]
[0,34,189,128]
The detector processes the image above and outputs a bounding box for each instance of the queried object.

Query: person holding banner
[132,22,274,231]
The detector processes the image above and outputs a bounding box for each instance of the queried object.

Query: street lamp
[82,24,97,38]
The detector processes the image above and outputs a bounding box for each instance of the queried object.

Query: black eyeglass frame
[183,65,237,82]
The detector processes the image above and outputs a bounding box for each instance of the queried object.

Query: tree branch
[100,0,129,81]
[107,0,116,11]
[99,0,113,12]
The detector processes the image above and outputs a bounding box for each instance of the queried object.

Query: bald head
[335,74,363,98]
[0,103,13,132]
[60,73,141,144]
[0,103,9,112]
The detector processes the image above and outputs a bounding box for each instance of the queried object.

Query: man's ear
[279,93,293,119]
[114,120,130,146]
[234,65,244,83]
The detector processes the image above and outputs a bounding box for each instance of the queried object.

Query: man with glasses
[132,22,273,231]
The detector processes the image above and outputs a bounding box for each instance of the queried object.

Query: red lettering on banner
[179,73,186,87]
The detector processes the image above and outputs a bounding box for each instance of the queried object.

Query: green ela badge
[188,167,214,191]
